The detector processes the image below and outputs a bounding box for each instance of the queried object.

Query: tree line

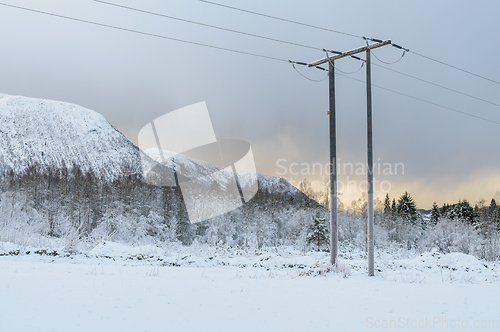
[295,178,500,260]
[0,163,321,251]
[2,165,500,261]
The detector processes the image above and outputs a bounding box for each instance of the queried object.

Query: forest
[1,165,499,261]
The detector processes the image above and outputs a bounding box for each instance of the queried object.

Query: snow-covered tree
[397,192,418,224]
[489,199,499,229]
[430,202,440,225]
[452,200,478,224]
[306,211,329,251]
[383,194,391,215]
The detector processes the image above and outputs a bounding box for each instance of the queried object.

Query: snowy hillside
[0,94,142,179]
[0,93,305,199]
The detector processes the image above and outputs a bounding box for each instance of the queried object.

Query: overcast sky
[1,0,499,208]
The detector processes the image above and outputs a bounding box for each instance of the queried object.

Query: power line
[410,50,500,86]
[371,63,500,108]
[93,0,324,52]
[334,62,365,75]
[92,0,500,108]
[336,73,500,126]
[13,0,497,110]
[324,50,500,108]
[200,0,500,87]
[370,49,406,65]
[199,0,363,39]
[295,54,498,125]
[3,2,498,126]
[0,2,289,63]
[290,62,328,82]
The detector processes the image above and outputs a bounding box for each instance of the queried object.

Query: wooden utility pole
[308,39,391,275]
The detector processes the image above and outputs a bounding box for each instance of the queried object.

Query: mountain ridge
[0,93,314,203]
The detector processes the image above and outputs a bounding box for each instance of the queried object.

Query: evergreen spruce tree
[489,198,499,229]
[489,198,497,218]
[495,209,500,231]
[391,198,397,216]
[306,211,329,251]
[441,203,451,219]
[383,193,391,215]
[397,192,418,223]
[430,202,440,225]
[453,200,477,224]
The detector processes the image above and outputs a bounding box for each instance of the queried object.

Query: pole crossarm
[307,40,391,67]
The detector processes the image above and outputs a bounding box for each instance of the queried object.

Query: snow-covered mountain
[142,147,293,195]
[0,94,141,179]
[0,94,310,202]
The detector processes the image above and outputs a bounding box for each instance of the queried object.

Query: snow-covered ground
[1,242,499,331]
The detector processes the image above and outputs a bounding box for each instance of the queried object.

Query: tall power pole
[308,39,391,275]
[328,60,337,265]
[366,49,375,276]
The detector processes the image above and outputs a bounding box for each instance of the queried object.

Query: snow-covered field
[1,242,499,331]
